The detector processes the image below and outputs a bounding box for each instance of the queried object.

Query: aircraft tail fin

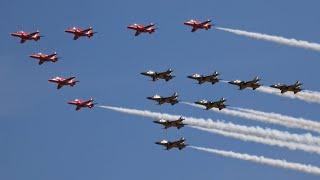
[295,81,302,86]
[213,71,219,76]
[220,97,226,102]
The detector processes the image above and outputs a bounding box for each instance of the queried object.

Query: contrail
[99,105,320,146]
[194,127,320,154]
[190,146,320,176]
[182,102,320,134]
[257,86,320,104]
[216,27,320,52]
[233,107,320,134]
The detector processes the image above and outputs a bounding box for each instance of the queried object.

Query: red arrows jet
[48,76,79,89]
[29,52,59,65]
[11,30,43,43]
[184,19,212,32]
[127,23,157,36]
[68,98,96,111]
[65,27,97,40]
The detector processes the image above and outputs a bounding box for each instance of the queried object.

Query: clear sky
[1,0,320,179]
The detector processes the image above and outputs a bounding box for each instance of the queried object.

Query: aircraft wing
[57,84,63,89]
[201,20,211,25]
[64,77,76,82]
[82,27,92,32]
[191,27,197,32]
[28,31,39,37]
[135,31,141,36]
[144,24,155,29]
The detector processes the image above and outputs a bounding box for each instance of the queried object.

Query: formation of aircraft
[29,52,59,65]
[68,98,97,111]
[11,21,307,153]
[65,27,97,40]
[153,116,186,129]
[228,76,262,90]
[48,76,79,89]
[155,137,187,150]
[141,69,175,82]
[187,71,220,84]
[127,23,157,36]
[195,98,227,110]
[184,19,212,32]
[270,81,303,94]
[11,30,42,43]
[147,92,179,105]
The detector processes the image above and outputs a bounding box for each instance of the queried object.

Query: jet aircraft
[187,71,220,84]
[153,116,186,129]
[147,92,179,105]
[127,23,157,36]
[195,98,227,110]
[68,98,96,111]
[65,27,96,40]
[184,19,212,32]
[141,69,175,82]
[228,76,262,90]
[11,30,42,43]
[48,76,79,89]
[270,81,303,94]
[155,137,187,150]
[29,52,59,65]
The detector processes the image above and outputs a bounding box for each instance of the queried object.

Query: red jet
[65,27,97,40]
[127,23,157,36]
[184,19,212,32]
[48,76,79,89]
[29,52,59,65]
[68,98,96,111]
[11,30,43,43]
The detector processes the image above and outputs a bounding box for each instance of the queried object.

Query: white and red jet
[65,27,97,40]
[68,98,96,111]
[127,23,157,36]
[29,52,59,65]
[184,19,212,32]
[48,76,79,89]
[11,30,43,43]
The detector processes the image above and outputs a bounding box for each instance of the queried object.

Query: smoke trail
[216,27,320,52]
[194,127,320,154]
[190,146,320,176]
[234,107,320,134]
[99,105,320,146]
[257,86,320,104]
[182,102,320,134]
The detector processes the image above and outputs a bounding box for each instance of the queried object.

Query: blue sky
[1,0,320,179]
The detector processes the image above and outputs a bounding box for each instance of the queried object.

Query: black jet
[141,69,175,82]
[155,137,187,150]
[270,81,303,94]
[153,116,186,129]
[195,98,227,110]
[147,92,179,105]
[228,76,262,90]
[187,71,220,85]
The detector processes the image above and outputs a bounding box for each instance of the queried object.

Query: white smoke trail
[99,105,320,146]
[233,107,320,134]
[182,102,320,134]
[194,127,320,154]
[216,27,320,52]
[190,146,320,176]
[257,86,320,104]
